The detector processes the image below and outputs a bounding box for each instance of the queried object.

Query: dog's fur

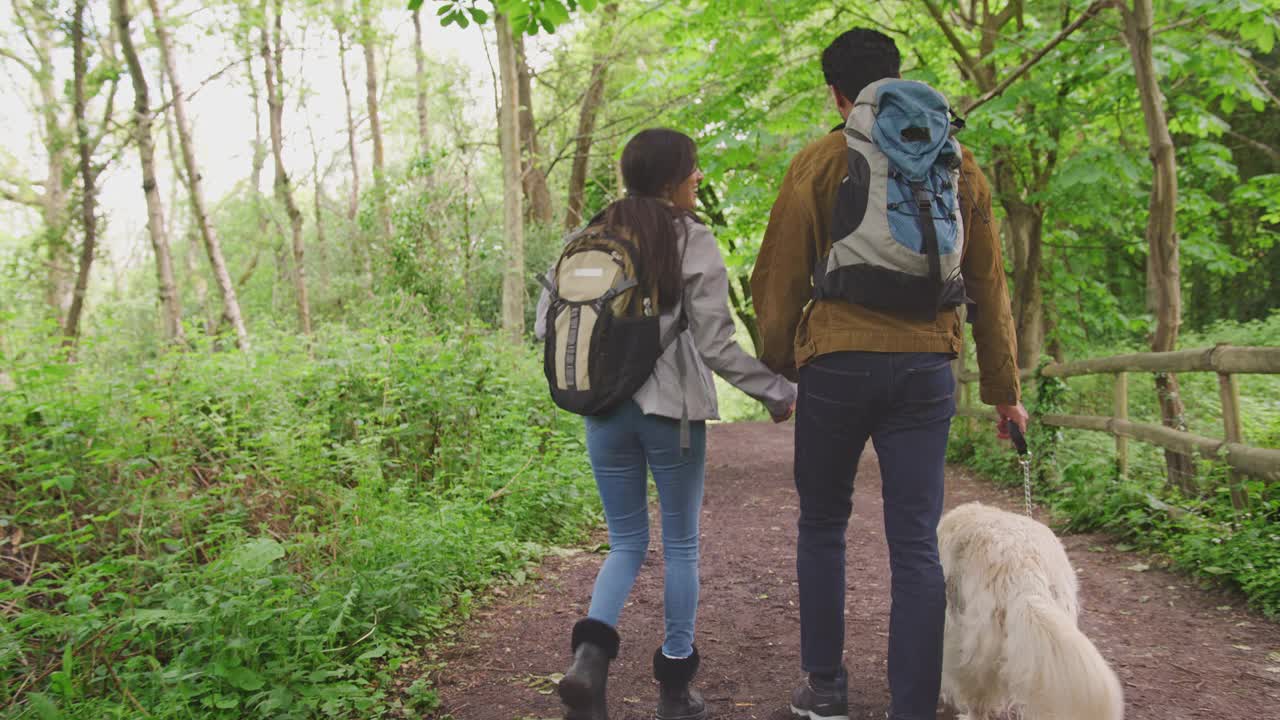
[937,502,1124,720]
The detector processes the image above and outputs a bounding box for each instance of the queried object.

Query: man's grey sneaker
[789,670,849,720]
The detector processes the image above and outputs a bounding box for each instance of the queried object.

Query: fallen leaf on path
[1233,644,1252,651]
[1126,562,1150,572]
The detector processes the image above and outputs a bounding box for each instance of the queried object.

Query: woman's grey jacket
[535,215,797,422]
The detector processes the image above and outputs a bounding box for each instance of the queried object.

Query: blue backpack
[814,79,969,321]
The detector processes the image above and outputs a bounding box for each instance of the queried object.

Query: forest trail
[416,423,1280,720]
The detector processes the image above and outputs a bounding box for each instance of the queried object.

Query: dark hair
[821,28,901,103]
[599,128,697,310]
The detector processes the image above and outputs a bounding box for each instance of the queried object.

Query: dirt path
[417,422,1280,720]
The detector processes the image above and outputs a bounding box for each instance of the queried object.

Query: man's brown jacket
[750,128,1021,405]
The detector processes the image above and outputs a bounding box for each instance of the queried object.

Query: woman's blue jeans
[584,400,707,659]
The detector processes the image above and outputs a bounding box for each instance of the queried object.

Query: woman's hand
[772,402,796,424]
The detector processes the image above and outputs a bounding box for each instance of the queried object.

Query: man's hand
[995,402,1029,439]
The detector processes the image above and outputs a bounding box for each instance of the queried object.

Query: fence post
[1217,372,1249,510]
[1114,372,1128,479]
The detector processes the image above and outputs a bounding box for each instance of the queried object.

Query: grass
[0,310,600,719]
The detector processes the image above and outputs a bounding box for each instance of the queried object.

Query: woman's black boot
[653,646,708,720]
[559,619,620,720]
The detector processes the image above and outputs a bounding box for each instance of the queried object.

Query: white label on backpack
[573,268,605,277]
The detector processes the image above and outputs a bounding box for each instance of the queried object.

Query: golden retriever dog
[937,502,1123,720]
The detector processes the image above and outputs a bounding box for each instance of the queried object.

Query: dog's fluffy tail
[1008,593,1124,720]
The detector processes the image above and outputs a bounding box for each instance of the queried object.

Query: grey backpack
[813,78,969,321]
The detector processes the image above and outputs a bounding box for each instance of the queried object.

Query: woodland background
[0,0,1277,717]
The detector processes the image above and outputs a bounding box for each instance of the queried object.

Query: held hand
[772,402,796,424]
[995,402,1029,439]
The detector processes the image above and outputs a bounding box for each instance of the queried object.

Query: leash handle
[1008,422,1029,457]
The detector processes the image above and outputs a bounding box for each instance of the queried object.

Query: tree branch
[1225,129,1280,165]
[961,0,1108,115]
[0,182,39,206]
[920,0,980,78]
[0,46,38,77]
[992,0,1021,32]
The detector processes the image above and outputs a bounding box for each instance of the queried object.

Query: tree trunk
[514,33,552,226]
[336,18,361,221]
[262,0,312,335]
[63,0,97,346]
[114,0,184,343]
[496,13,525,342]
[412,6,429,151]
[1119,0,1194,493]
[359,0,389,236]
[149,0,250,350]
[563,4,616,231]
[158,67,212,332]
[28,10,74,327]
[304,120,331,294]
[244,31,278,288]
[922,0,1053,371]
[1002,197,1045,369]
[247,53,267,197]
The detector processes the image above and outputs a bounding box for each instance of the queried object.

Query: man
[750,28,1029,720]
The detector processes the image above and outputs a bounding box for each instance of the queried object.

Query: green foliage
[949,314,1280,618]
[0,314,598,718]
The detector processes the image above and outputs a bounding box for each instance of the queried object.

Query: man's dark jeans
[795,351,955,720]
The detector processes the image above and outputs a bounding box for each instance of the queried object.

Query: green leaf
[27,693,62,720]
[357,645,388,661]
[468,7,488,24]
[542,0,571,26]
[223,665,265,691]
[227,537,285,573]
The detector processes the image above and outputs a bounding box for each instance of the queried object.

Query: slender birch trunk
[149,0,250,350]
[336,15,360,220]
[412,6,429,151]
[359,0,389,236]
[262,0,312,335]
[63,0,97,346]
[496,13,524,342]
[114,0,184,343]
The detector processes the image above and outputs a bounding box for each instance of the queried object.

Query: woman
[536,129,796,720]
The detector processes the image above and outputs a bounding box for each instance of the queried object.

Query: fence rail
[955,344,1280,509]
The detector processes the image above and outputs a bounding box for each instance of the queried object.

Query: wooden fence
[954,345,1280,510]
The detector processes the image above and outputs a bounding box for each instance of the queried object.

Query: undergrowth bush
[948,313,1280,617]
[0,311,598,718]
